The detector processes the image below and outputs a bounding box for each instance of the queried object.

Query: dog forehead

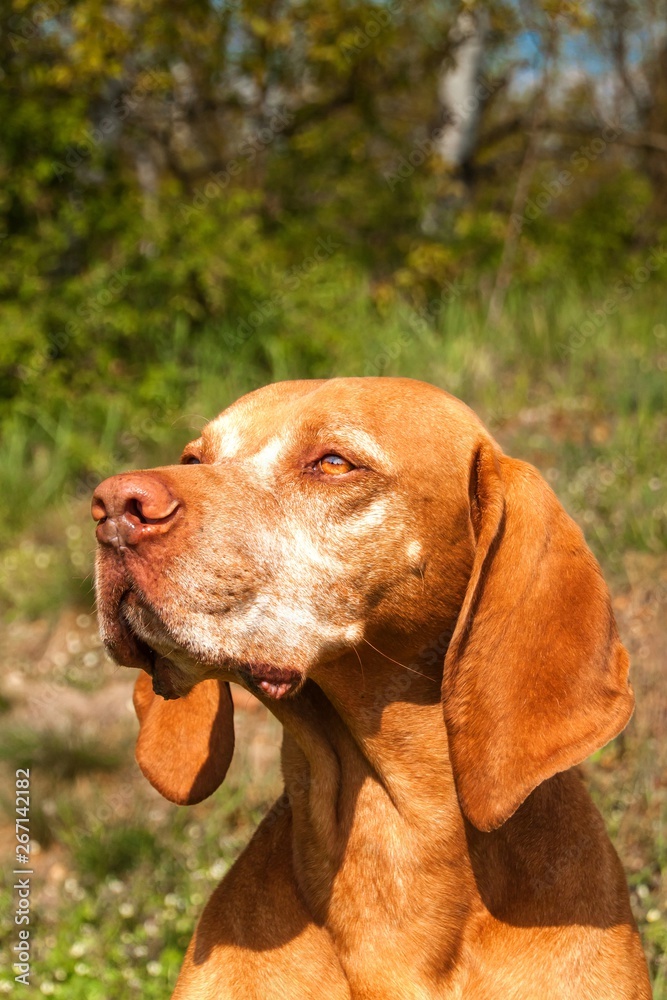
[203,380,323,458]
[202,378,483,467]
[205,404,275,459]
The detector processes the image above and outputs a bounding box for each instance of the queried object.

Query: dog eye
[182,455,201,465]
[318,454,355,475]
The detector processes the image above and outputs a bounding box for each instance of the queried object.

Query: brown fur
[92,377,651,998]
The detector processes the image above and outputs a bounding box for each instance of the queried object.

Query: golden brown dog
[92,378,651,999]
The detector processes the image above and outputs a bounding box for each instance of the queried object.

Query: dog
[93,377,651,998]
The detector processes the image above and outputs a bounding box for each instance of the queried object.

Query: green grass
[0,729,123,780]
[0,778,271,998]
[0,737,280,998]
[2,276,665,616]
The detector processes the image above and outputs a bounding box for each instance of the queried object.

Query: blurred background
[0,0,666,995]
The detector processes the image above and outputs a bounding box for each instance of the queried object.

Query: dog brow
[329,426,392,470]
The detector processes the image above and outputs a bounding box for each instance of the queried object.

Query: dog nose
[92,473,181,547]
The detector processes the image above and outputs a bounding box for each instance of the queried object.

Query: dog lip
[105,598,182,700]
[99,589,158,674]
[237,663,302,699]
[258,680,295,699]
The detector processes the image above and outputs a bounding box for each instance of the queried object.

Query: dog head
[93,378,633,828]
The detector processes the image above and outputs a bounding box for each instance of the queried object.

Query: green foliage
[2,0,667,445]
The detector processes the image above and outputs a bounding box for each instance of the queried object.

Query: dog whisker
[352,644,366,692]
[361,638,437,683]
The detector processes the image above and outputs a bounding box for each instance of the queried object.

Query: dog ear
[133,671,235,805]
[443,440,634,832]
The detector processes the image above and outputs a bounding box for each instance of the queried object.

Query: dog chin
[102,591,307,702]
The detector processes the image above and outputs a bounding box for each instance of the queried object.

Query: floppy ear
[133,671,235,805]
[443,440,634,832]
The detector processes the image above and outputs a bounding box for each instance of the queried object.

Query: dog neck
[265,638,479,990]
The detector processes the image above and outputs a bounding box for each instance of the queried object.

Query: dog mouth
[235,664,303,700]
[100,589,303,701]
[99,591,183,699]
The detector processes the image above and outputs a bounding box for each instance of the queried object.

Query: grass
[0,711,282,997]
[0,774,273,998]
[0,728,123,780]
[0,276,665,994]
[1,275,665,617]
